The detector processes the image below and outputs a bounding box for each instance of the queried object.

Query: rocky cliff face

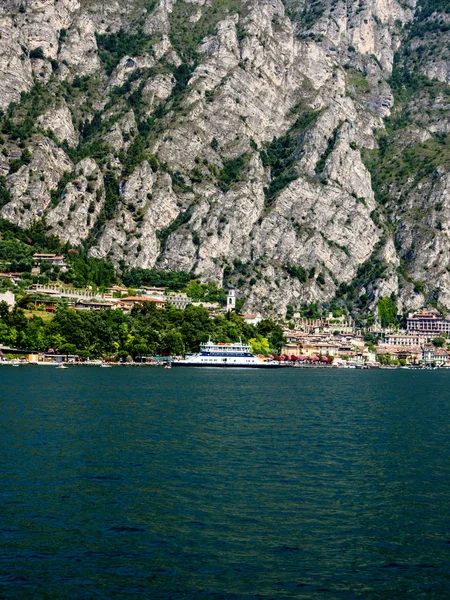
[1,0,449,317]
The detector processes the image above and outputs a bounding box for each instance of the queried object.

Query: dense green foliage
[29,47,45,60]
[218,153,250,192]
[92,169,121,238]
[377,296,399,328]
[261,109,322,203]
[315,123,341,175]
[408,0,450,39]
[0,219,114,288]
[0,302,284,358]
[184,280,227,304]
[297,302,322,319]
[0,219,60,266]
[96,30,160,76]
[284,264,308,283]
[122,267,193,290]
[61,255,117,289]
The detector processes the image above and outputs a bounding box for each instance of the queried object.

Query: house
[107,285,129,296]
[32,253,68,274]
[119,296,166,311]
[242,313,263,325]
[281,328,308,343]
[376,344,422,365]
[305,341,341,357]
[166,292,191,310]
[384,332,427,347]
[32,298,59,313]
[33,253,67,268]
[0,291,15,310]
[0,272,22,284]
[140,286,167,297]
[422,346,449,366]
[75,300,115,311]
[281,341,303,356]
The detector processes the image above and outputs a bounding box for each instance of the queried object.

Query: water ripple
[1,367,450,598]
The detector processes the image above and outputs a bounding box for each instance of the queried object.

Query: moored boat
[171,340,285,368]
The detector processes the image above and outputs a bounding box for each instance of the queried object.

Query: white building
[384,332,427,346]
[140,286,166,298]
[242,313,263,325]
[0,291,16,310]
[167,292,191,310]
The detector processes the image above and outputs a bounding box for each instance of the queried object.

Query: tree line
[0,301,285,360]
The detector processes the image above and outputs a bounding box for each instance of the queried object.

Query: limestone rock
[1,0,450,317]
[58,14,101,76]
[0,136,72,229]
[90,163,179,269]
[46,159,104,245]
[37,100,78,147]
[0,16,33,109]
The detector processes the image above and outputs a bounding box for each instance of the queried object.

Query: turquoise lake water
[1,366,450,599]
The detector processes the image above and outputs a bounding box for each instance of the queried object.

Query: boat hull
[171,362,286,369]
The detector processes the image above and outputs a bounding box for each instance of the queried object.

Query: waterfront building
[281,333,372,361]
[407,310,450,335]
[383,332,428,346]
[422,345,449,366]
[376,344,422,365]
[281,341,304,356]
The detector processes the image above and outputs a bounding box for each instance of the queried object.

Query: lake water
[1,366,450,599]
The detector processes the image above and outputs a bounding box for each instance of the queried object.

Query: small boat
[164,363,172,369]
[101,363,112,368]
[56,364,68,369]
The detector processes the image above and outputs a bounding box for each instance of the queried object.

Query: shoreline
[0,361,445,370]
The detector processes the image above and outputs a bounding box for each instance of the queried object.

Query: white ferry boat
[171,340,285,369]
